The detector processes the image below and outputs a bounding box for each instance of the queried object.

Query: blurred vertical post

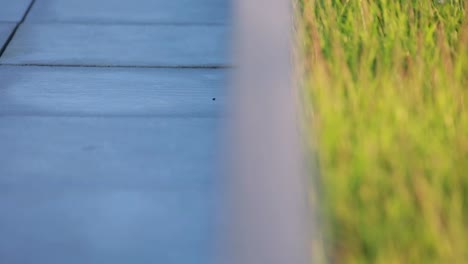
[225,0,311,263]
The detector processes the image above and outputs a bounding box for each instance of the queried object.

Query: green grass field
[298,1,468,263]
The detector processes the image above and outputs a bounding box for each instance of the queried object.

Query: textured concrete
[0,24,229,67]
[0,117,220,185]
[0,0,31,22]
[27,0,229,24]
[0,66,225,116]
[0,116,220,263]
[0,187,214,264]
[0,0,227,262]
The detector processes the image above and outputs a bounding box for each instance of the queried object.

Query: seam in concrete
[22,21,228,26]
[0,63,232,69]
[0,0,37,57]
[0,112,223,119]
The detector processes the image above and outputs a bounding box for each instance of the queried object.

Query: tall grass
[298,0,468,263]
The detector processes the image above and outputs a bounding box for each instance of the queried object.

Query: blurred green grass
[297,0,468,263]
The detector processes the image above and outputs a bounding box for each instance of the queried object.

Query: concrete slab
[27,0,229,24]
[0,24,229,67]
[0,116,219,186]
[0,66,225,116]
[0,0,31,22]
[0,188,214,264]
[0,116,220,263]
[0,23,15,50]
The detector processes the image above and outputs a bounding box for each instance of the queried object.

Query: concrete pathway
[0,0,229,263]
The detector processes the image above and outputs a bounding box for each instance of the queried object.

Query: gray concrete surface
[0,187,214,264]
[0,0,31,22]
[0,24,229,67]
[0,117,220,186]
[26,0,229,24]
[0,66,225,116]
[0,0,228,263]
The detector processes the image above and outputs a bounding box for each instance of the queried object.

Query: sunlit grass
[298,0,468,263]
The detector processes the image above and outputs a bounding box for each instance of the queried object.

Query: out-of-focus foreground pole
[225,0,311,263]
